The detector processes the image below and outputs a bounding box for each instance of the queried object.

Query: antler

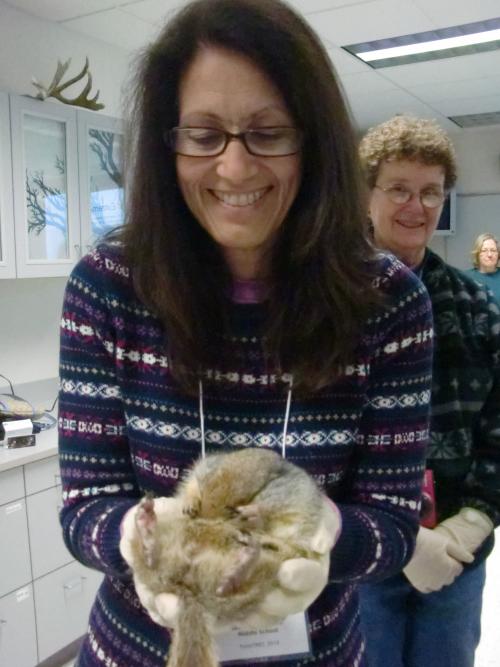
[31,57,105,111]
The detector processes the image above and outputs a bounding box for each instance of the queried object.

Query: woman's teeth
[213,188,266,207]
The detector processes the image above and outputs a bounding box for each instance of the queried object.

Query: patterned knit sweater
[58,243,433,667]
[421,250,500,541]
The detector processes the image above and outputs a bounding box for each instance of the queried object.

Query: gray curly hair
[359,114,457,191]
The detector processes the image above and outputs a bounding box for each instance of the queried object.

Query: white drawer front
[26,486,72,579]
[0,585,38,667]
[24,455,61,495]
[34,561,103,662]
[0,499,31,598]
[0,467,24,506]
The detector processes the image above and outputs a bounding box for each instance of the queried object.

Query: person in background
[57,3,433,666]
[468,232,500,302]
[358,114,500,667]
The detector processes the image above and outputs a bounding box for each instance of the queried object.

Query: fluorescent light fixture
[360,29,500,63]
[448,111,500,128]
[343,17,500,68]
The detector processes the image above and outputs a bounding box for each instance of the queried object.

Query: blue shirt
[467,268,500,304]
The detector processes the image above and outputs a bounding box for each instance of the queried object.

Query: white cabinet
[77,109,124,251]
[10,95,80,278]
[0,456,103,665]
[7,93,124,279]
[27,484,73,579]
[35,561,102,662]
[0,585,38,667]
[0,496,31,598]
[0,92,16,278]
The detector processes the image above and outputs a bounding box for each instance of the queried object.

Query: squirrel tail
[166,598,219,667]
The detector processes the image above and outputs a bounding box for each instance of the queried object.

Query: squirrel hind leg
[216,534,261,597]
[135,496,159,568]
[180,477,202,518]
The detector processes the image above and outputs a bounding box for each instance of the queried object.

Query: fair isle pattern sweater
[422,251,500,533]
[58,244,433,667]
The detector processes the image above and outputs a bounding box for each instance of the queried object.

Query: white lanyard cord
[198,379,206,459]
[281,378,293,459]
[198,377,293,459]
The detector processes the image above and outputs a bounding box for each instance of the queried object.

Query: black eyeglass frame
[166,126,303,157]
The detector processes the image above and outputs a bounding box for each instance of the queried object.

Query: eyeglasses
[167,126,302,157]
[374,184,446,209]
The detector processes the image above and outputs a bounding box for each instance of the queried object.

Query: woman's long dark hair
[120,0,382,394]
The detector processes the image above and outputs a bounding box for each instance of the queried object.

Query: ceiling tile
[348,87,458,132]
[120,0,184,23]
[410,75,500,105]
[3,0,136,22]
[289,0,376,13]
[412,0,500,28]
[304,0,433,46]
[340,70,399,96]
[378,50,500,87]
[328,45,368,74]
[431,93,500,117]
[63,8,157,52]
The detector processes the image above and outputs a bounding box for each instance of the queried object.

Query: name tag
[215,612,311,664]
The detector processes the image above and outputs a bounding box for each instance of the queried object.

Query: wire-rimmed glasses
[374,184,446,209]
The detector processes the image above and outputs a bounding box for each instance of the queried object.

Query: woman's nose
[402,193,426,213]
[215,138,259,182]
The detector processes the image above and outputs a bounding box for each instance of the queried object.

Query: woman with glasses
[57,3,434,666]
[358,114,500,667]
[468,233,500,302]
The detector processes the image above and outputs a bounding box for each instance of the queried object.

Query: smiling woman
[57,3,434,667]
[358,114,500,667]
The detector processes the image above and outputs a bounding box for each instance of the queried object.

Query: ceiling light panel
[343,16,500,68]
[448,111,500,127]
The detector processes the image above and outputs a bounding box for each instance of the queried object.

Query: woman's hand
[119,496,185,627]
[403,526,474,594]
[244,496,341,627]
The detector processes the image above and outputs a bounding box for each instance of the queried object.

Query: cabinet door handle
[54,473,62,485]
[63,576,87,591]
[74,244,82,257]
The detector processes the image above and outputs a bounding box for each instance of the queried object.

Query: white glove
[121,495,341,630]
[242,496,342,630]
[119,496,184,627]
[434,507,493,555]
[403,526,474,594]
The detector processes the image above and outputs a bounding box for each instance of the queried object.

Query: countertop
[0,377,59,472]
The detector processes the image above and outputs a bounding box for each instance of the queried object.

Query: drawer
[34,561,103,662]
[0,585,38,667]
[0,467,24,505]
[0,499,31,598]
[26,486,72,579]
[24,455,61,495]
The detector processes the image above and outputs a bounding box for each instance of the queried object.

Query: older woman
[468,232,500,302]
[358,114,500,667]
[57,5,433,667]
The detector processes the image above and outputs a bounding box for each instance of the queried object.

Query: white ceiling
[3,0,500,133]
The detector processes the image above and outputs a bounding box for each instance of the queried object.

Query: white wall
[429,127,500,269]
[0,2,131,385]
[0,277,66,385]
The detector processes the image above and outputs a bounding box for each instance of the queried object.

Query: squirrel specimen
[130,447,327,667]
